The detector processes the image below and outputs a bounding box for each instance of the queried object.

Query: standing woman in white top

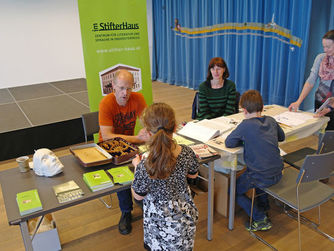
[289,30,334,130]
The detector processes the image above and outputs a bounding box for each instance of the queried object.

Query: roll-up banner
[77,0,152,137]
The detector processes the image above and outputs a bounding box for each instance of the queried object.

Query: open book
[189,144,218,159]
[177,119,234,143]
[177,122,220,142]
[196,118,234,133]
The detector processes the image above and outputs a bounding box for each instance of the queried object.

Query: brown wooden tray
[97,137,138,165]
[69,143,113,167]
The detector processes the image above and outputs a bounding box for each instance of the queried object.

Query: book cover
[16,189,43,216]
[83,170,113,191]
[190,144,218,159]
[53,180,84,203]
[107,166,134,185]
[53,180,81,195]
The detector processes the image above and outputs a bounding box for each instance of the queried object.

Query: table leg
[228,169,237,230]
[20,221,33,251]
[207,161,214,240]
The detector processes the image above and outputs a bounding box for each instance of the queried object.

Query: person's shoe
[118,212,132,235]
[245,217,272,232]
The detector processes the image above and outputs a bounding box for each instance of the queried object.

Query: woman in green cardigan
[197,57,237,120]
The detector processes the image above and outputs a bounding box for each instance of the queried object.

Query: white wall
[0,0,153,89]
[0,0,85,88]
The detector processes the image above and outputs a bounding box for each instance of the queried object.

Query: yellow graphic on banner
[173,18,302,48]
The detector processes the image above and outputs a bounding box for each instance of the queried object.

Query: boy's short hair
[240,90,263,113]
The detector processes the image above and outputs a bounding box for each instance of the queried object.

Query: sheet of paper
[173,134,195,145]
[273,111,313,127]
[138,145,148,153]
[210,116,242,126]
[206,136,243,154]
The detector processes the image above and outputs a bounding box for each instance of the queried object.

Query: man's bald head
[114,70,134,86]
[113,70,134,106]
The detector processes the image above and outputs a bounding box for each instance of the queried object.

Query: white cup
[16,156,30,172]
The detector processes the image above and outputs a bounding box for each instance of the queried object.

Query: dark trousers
[117,188,133,212]
[235,171,282,221]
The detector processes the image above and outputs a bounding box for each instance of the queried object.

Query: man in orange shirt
[99,69,148,235]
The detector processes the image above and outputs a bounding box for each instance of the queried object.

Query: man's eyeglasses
[116,86,133,92]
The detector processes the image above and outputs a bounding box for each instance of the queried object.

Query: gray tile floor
[0,79,90,133]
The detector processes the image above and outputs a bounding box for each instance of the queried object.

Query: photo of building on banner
[99,64,142,96]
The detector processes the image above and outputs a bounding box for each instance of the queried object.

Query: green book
[107,166,134,185]
[16,189,43,216]
[83,170,113,192]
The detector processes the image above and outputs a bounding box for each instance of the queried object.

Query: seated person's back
[225,90,285,232]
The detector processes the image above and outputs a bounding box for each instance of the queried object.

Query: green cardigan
[197,79,236,120]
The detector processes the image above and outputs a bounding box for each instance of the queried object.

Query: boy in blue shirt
[225,90,285,231]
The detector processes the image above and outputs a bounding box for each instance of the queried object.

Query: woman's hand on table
[288,101,300,112]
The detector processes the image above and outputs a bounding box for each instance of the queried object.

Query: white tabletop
[204,105,329,171]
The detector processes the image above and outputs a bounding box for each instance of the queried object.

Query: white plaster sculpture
[33,148,64,177]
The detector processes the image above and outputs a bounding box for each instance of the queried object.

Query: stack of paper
[273,111,313,127]
[16,189,43,216]
[83,170,114,192]
[107,166,134,185]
